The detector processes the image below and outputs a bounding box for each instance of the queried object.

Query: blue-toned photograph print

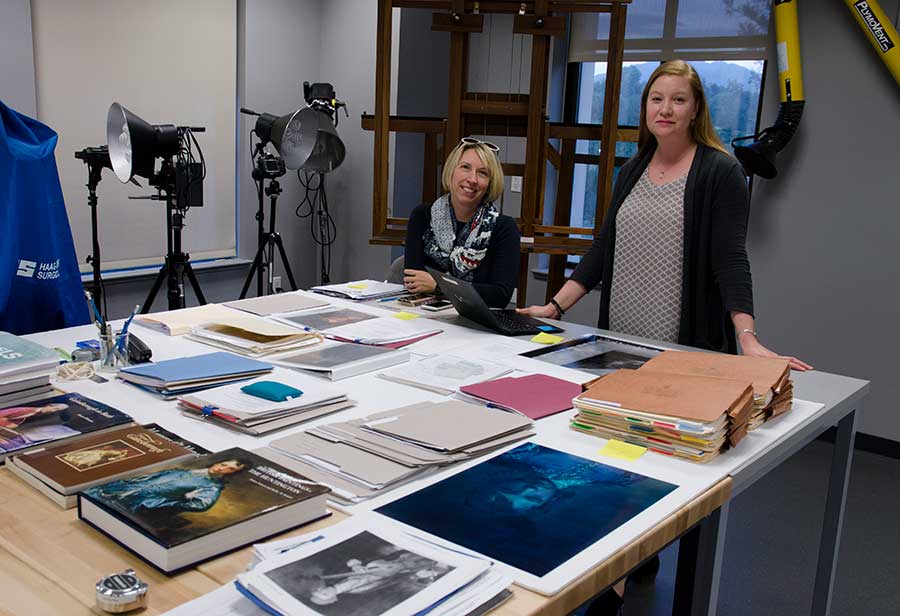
[377,442,677,577]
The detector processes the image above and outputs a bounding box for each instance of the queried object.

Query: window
[568,0,770,230]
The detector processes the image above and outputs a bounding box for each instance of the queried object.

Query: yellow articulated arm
[844,0,900,86]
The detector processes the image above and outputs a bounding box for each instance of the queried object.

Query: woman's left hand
[739,335,813,372]
[402,269,437,294]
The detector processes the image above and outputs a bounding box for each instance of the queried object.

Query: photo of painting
[520,335,661,376]
[564,349,649,372]
[377,442,677,577]
[263,530,453,616]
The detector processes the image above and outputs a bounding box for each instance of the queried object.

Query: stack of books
[164,520,512,616]
[178,368,354,435]
[378,354,512,395]
[187,314,322,357]
[0,332,58,406]
[117,352,274,398]
[459,373,584,420]
[7,423,207,508]
[261,400,534,504]
[310,279,406,301]
[571,369,754,463]
[77,447,331,573]
[639,350,793,429]
[0,392,133,462]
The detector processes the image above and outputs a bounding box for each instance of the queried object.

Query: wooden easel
[365,0,632,305]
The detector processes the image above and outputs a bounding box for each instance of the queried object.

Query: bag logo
[854,1,895,52]
[16,259,60,280]
[16,260,36,278]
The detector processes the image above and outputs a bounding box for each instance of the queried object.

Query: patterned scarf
[423,194,499,281]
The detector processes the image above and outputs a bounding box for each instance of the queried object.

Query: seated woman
[402,138,520,308]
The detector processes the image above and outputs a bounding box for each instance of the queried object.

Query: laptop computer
[426,267,564,336]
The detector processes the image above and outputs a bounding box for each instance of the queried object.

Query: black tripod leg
[272,234,298,291]
[239,241,268,299]
[184,263,207,305]
[141,266,168,314]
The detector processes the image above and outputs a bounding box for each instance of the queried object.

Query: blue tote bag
[0,101,89,334]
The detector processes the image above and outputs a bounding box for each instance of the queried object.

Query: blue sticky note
[537,325,555,332]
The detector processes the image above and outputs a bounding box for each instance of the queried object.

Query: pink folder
[460,373,582,420]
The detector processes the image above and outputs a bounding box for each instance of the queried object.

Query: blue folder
[119,351,273,385]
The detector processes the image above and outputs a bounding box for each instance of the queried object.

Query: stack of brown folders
[258,400,534,504]
[639,351,793,430]
[572,369,754,463]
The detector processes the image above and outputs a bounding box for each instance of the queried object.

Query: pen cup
[99,330,129,373]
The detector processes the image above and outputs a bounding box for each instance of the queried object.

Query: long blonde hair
[637,60,729,156]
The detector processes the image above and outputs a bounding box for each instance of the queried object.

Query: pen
[117,304,140,353]
[84,290,106,335]
[378,296,399,302]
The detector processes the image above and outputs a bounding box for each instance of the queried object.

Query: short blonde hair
[638,60,729,156]
[441,140,505,203]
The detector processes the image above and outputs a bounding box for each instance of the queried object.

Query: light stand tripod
[239,147,298,298]
[139,158,206,313]
[75,147,111,319]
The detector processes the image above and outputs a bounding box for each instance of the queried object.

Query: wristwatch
[95,569,149,613]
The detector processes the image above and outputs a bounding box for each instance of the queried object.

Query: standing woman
[402,138,520,308]
[520,60,810,370]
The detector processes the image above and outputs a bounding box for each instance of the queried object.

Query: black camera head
[75,145,112,169]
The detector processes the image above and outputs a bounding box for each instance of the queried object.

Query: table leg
[672,502,728,616]
[810,409,857,616]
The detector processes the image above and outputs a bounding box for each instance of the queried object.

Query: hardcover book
[11,424,203,496]
[78,447,331,573]
[0,392,133,462]
[0,332,59,379]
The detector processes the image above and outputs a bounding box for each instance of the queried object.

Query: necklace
[651,146,694,180]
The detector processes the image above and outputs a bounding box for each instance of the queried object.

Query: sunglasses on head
[460,137,500,152]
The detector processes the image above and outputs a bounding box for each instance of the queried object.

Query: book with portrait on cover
[9,423,204,498]
[78,447,330,573]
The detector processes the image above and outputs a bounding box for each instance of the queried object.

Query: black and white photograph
[564,349,650,372]
[263,530,454,616]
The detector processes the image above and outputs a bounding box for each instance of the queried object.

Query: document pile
[639,351,793,430]
[271,341,410,381]
[0,332,58,406]
[318,316,443,348]
[118,352,274,398]
[261,400,534,504]
[188,314,322,357]
[223,292,330,316]
[310,279,407,301]
[136,303,241,336]
[572,368,754,463]
[163,519,512,616]
[458,373,583,420]
[178,369,354,435]
[378,354,512,395]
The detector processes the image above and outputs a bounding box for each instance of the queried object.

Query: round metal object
[95,569,148,613]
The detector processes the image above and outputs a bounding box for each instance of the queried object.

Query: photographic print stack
[260,400,534,504]
[638,350,793,430]
[0,332,59,406]
[162,519,512,616]
[572,368,755,463]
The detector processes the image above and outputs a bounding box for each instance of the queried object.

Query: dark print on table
[378,442,677,576]
[263,530,453,616]
[564,349,649,372]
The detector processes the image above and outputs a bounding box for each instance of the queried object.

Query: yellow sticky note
[599,439,647,461]
[347,283,369,290]
[392,311,420,320]
[531,332,564,344]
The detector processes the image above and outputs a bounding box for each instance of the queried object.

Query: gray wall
[748,1,900,441]
[0,0,36,117]
[317,0,392,283]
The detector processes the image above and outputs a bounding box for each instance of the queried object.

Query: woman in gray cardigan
[520,60,810,371]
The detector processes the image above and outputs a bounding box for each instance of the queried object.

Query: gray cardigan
[571,143,753,354]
